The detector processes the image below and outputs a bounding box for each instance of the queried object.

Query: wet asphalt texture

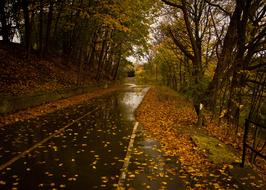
[0,85,150,189]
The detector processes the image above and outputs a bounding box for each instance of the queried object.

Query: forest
[1,0,265,120]
[0,0,265,150]
[140,0,266,129]
[1,0,266,159]
[0,0,155,86]
[0,0,266,188]
[0,0,266,117]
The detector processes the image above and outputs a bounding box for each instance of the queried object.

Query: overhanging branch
[161,0,183,9]
[204,0,231,16]
[167,27,194,61]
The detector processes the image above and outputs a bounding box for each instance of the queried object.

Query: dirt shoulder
[0,85,121,127]
[136,86,265,189]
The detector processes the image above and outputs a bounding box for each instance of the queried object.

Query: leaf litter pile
[136,87,265,189]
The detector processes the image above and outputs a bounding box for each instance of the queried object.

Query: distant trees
[0,0,154,82]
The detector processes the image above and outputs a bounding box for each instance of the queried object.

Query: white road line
[117,121,139,189]
[0,108,97,171]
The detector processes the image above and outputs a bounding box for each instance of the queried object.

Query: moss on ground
[191,134,240,164]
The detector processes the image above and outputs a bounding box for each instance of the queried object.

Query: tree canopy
[143,0,266,128]
[0,0,156,81]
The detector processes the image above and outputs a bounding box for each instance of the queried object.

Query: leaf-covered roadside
[136,87,265,189]
[0,86,120,127]
[136,87,213,175]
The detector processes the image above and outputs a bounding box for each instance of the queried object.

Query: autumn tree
[0,0,155,83]
[204,0,266,129]
[160,0,213,126]
[154,0,266,128]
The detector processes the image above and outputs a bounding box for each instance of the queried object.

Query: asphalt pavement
[0,84,149,189]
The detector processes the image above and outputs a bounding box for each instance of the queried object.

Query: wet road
[124,125,186,190]
[0,85,149,189]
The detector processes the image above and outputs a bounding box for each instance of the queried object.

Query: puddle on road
[0,86,149,190]
[119,87,149,121]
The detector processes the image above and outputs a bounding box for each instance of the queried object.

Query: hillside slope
[0,43,94,96]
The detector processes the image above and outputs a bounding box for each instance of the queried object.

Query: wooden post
[251,126,259,164]
[197,103,203,127]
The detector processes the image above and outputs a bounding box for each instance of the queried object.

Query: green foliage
[181,79,209,104]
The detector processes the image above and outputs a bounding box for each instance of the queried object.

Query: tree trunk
[22,0,31,55]
[44,1,54,56]
[112,52,122,80]
[0,0,9,43]
[53,0,64,35]
[181,0,202,84]
[207,0,242,110]
[39,0,44,56]
[96,30,108,81]
[77,49,84,85]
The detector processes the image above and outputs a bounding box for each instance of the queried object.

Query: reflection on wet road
[125,125,186,190]
[0,85,148,189]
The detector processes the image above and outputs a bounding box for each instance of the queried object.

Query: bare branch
[204,0,231,16]
[246,65,266,72]
[246,79,266,86]
[200,6,211,40]
[161,0,183,9]
[246,26,266,55]
[167,27,194,61]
